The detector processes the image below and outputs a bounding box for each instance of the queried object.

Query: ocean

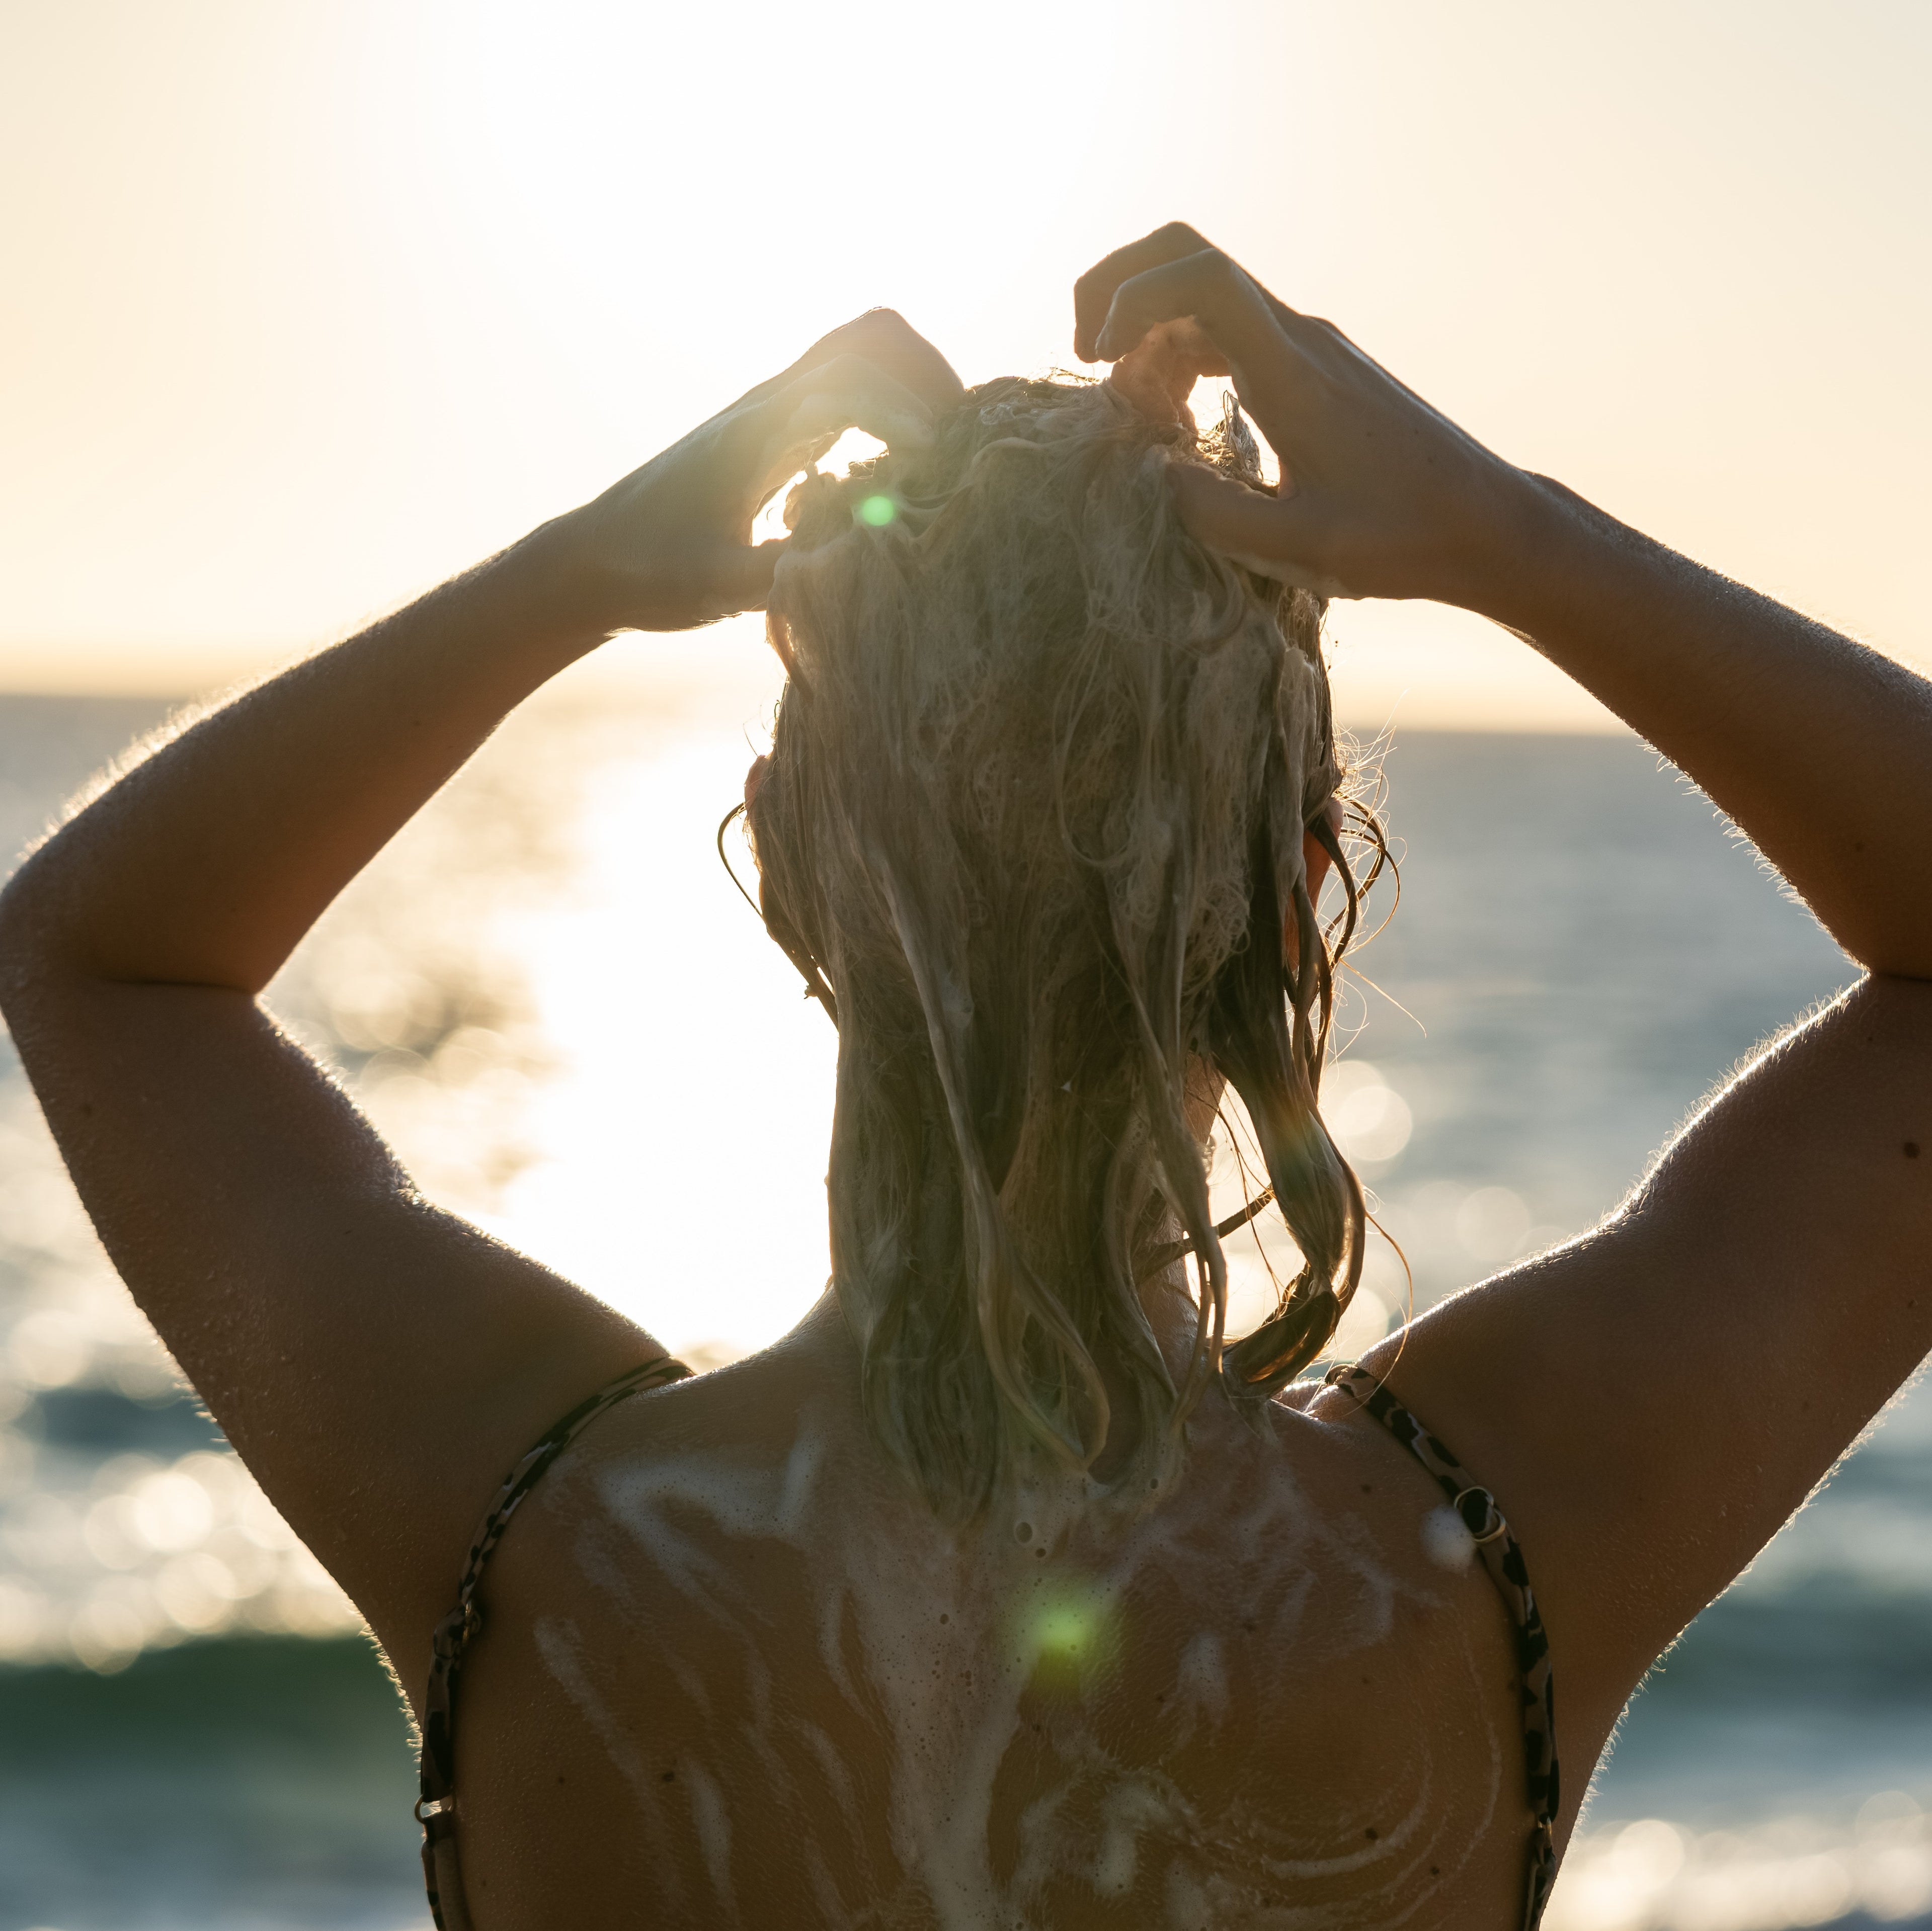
[0,687,1924,1931]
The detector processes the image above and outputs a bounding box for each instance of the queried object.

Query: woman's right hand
[1074,223,1533,609]
[557,308,964,635]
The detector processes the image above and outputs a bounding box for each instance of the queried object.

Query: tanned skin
[0,233,1925,1923]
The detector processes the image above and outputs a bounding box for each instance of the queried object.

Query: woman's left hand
[1073,223,1528,607]
[560,308,964,634]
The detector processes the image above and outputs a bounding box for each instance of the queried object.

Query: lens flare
[1034,1602,1095,1657]
[1013,1579,1119,1694]
[856,493,898,528]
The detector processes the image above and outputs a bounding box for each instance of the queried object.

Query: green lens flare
[1034,1605,1093,1655]
[856,493,898,528]
[1014,1581,1120,1693]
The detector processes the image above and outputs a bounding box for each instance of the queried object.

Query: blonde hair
[747,376,1377,1514]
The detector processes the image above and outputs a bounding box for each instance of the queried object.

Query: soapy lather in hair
[745,375,1386,1514]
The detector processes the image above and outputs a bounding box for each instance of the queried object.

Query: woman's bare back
[449,1324,1530,1929]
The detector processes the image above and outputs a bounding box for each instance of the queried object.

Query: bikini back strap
[417,1353,692,1931]
[1324,1362,1560,1931]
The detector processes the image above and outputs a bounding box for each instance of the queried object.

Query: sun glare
[482,726,836,1356]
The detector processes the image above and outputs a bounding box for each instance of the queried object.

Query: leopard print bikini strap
[416,1353,692,1931]
[1324,1362,1560,1931]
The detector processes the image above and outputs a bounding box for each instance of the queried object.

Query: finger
[1106,318,1229,428]
[739,353,943,518]
[1073,221,1219,362]
[710,538,785,616]
[1093,247,1285,369]
[1169,466,1352,599]
[1077,224,1312,365]
[760,308,966,417]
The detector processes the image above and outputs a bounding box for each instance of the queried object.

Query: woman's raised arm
[1076,225,1932,1810]
[0,312,954,998]
[1076,222,1932,980]
[0,311,961,1681]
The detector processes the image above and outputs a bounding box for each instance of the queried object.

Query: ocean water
[0,688,1924,1931]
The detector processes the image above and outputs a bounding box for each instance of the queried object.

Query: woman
[1,224,1925,1930]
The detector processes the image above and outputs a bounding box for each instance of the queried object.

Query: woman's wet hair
[746,376,1383,1515]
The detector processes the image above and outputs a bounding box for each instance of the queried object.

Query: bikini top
[415,1353,692,1931]
[413,1357,1559,1931]
[1324,1362,1561,1929]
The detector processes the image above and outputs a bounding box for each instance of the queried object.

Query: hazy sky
[2,1,1926,727]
